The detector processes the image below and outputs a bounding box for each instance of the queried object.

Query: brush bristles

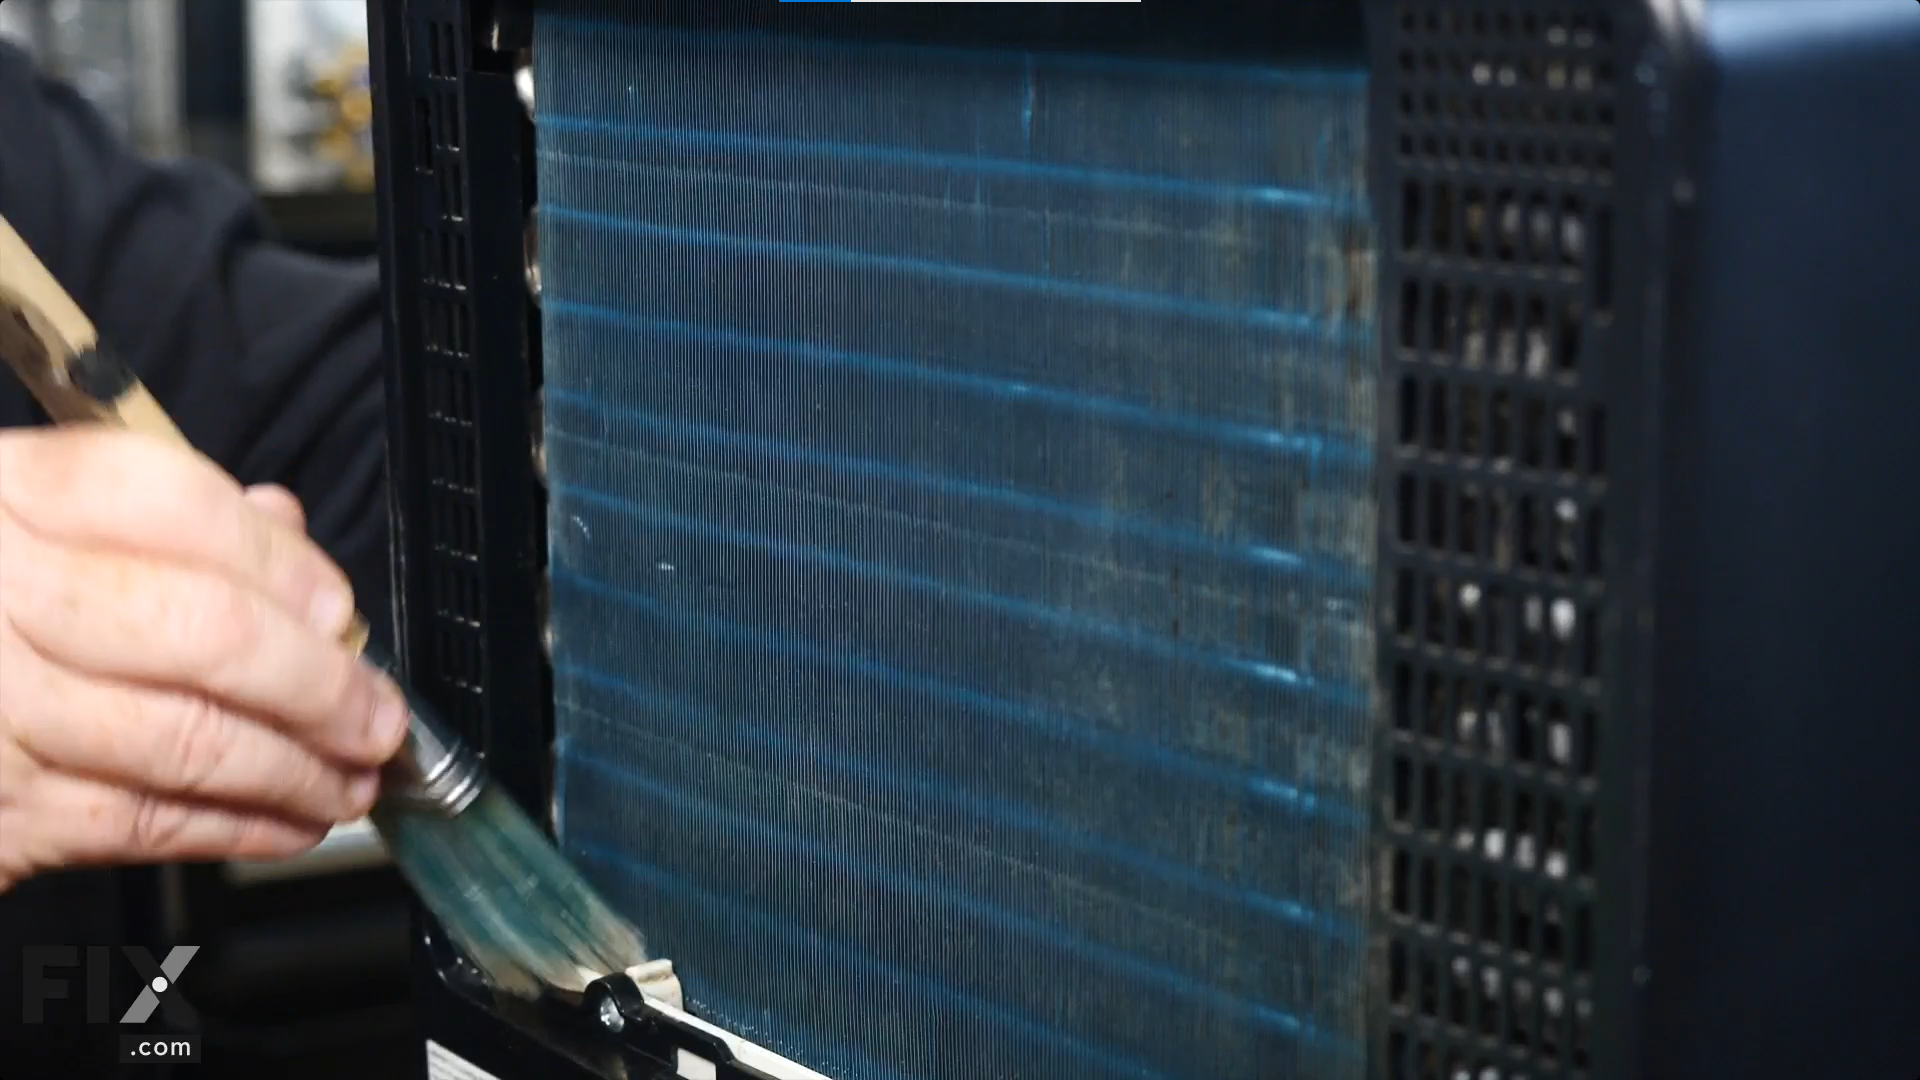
[372,785,647,998]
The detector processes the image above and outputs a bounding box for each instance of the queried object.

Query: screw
[597,995,625,1033]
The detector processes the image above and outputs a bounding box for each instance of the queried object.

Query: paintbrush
[0,211,646,999]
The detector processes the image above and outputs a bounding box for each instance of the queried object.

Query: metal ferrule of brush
[362,643,486,817]
[383,703,485,816]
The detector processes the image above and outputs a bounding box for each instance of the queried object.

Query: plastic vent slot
[1372,5,1615,1079]
[411,8,486,732]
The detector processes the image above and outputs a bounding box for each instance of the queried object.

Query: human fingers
[7,768,327,870]
[244,484,308,534]
[0,527,408,768]
[0,631,381,825]
[0,427,356,639]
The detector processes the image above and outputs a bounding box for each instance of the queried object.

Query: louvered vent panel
[1371,6,1620,1079]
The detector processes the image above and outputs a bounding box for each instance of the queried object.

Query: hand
[0,426,408,890]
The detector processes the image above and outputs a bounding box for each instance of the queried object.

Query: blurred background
[0,0,379,257]
[0,3,408,1078]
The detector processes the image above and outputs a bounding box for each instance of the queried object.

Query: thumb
[243,483,308,534]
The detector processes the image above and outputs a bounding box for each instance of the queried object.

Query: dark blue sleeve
[0,39,390,632]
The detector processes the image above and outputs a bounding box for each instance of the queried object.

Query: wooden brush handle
[0,212,371,655]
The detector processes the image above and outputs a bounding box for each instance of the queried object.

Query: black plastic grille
[1371,4,1621,1078]
[409,7,487,730]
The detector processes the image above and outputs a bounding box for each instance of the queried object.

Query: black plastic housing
[367,2,1920,1079]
